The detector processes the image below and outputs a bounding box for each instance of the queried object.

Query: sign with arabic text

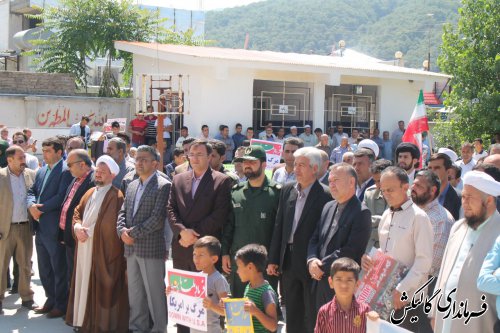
[167,268,208,331]
[356,247,408,320]
[250,139,284,170]
[224,298,254,333]
[103,118,127,133]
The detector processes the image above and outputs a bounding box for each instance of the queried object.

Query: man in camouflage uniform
[221,145,281,297]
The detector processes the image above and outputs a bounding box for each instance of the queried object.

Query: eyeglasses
[67,160,83,168]
[135,157,154,163]
[12,140,25,144]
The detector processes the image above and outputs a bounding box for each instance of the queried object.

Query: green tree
[438,0,500,141]
[26,0,205,97]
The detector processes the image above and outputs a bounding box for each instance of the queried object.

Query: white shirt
[154,117,172,139]
[176,136,187,148]
[473,150,488,162]
[378,200,434,296]
[25,152,39,170]
[455,158,476,176]
[299,133,317,147]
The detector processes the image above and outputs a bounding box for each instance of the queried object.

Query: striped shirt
[145,116,157,138]
[59,170,91,230]
[244,281,278,333]
[421,198,455,276]
[314,296,370,333]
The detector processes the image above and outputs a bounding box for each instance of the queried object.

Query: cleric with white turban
[95,155,119,176]
[463,170,500,197]
[431,170,500,333]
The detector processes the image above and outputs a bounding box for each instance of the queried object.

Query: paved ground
[2,242,286,332]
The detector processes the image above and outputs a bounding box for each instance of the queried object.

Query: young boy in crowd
[315,257,376,333]
[235,244,278,333]
[167,236,230,333]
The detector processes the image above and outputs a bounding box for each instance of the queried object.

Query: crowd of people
[0,114,499,333]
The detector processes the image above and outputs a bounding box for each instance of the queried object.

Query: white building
[115,41,450,139]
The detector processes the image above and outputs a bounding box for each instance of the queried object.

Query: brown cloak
[66,186,129,333]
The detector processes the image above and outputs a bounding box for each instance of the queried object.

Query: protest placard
[249,139,283,170]
[223,298,254,333]
[103,118,127,132]
[356,247,408,320]
[167,268,208,331]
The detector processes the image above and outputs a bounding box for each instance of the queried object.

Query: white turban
[96,155,120,176]
[463,171,500,196]
[438,147,458,163]
[358,139,379,158]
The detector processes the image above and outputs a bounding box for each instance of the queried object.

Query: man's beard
[244,167,263,179]
[411,190,431,206]
[398,162,412,171]
[465,201,488,229]
[95,180,104,186]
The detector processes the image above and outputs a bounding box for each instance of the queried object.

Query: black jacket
[58,170,95,247]
[269,180,332,277]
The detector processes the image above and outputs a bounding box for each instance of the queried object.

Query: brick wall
[0,71,75,95]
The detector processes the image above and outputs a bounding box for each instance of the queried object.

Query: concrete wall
[0,71,76,95]
[0,94,134,153]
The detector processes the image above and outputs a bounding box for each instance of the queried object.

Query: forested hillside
[205,0,460,71]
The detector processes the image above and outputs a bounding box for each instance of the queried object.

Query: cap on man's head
[233,145,267,163]
[304,125,311,128]
[463,170,500,197]
[437,147,458,162]
[290,126,297,130]
[358,139,379,158]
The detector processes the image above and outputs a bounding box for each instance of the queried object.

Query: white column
[312,80,326,129]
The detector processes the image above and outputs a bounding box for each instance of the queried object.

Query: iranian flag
[402,90,429,168]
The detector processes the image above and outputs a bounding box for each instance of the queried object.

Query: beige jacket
[0,167,36,239]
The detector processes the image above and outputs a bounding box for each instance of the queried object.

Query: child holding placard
[235,244,278,333]
[167,236,230,333]
[314,257,378,333]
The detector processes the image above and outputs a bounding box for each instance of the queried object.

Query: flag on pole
[402,90,429,168]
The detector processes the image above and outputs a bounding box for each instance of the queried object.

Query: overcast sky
[135,0,264,11]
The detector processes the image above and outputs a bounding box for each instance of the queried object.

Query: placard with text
[167,268,208,331]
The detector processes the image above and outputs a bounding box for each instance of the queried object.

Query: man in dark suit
[167,139,232,270]
[167,139,232,333]
[267,147,332,333]
[59,149,94,285]
[317,150,330,186]
[428,153,461,220]
[307,163,371,312]
[28,137,74,318]
[117,145,171,333]
[353,148,376,201]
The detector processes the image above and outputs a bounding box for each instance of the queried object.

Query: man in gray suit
[117,145,171,333]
